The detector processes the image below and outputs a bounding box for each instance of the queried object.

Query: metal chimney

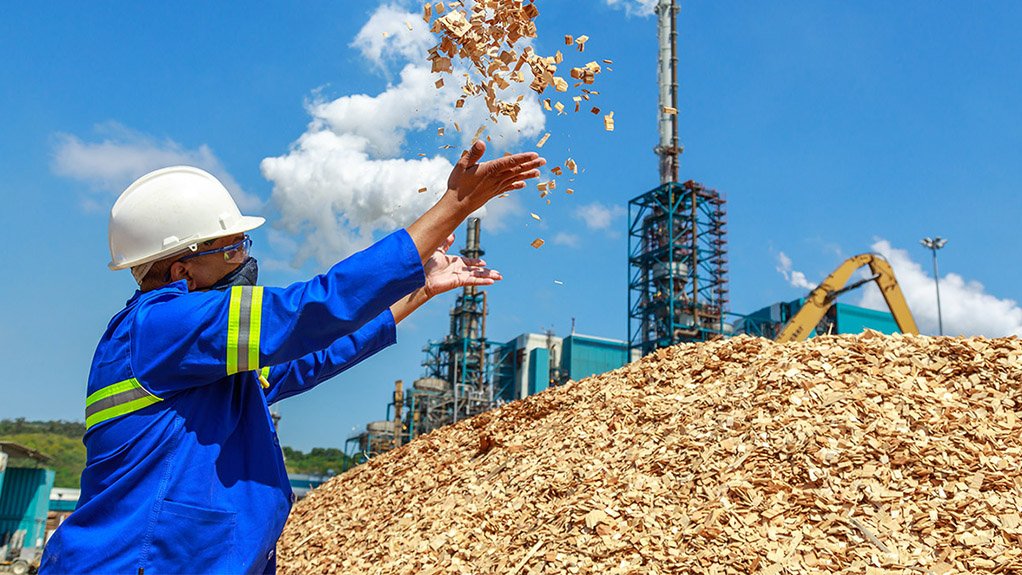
[655,0,681,184]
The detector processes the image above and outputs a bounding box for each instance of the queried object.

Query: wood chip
[551,167,563,176]
[565,158,578,174]
[564,34,574,45]
[663,106,678,115]
[530,238,544,248]
[604,111,615,131]
[437,127,445,136]
[536,133,550,148]
[435,78,445,89]
[530,213,541,221]
[417,187,428,193]
[426,3,604,124]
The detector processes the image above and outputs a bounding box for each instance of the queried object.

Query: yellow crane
[776,253,919,342]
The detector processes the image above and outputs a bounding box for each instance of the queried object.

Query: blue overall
[40,230,424,574]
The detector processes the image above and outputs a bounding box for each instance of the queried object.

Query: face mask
[209,257,259,291]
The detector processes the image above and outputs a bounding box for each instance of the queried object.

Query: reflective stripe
[85,378,162,430]
[259,366,271,389]
[227,286,264,375]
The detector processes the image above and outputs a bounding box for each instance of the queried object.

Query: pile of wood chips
[279,333,1022,574]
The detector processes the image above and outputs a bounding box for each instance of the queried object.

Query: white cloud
[352,4,435,70]
[575,202,626,231]
[262,4,545,267]
[776,251,817,290]
[605,0,659,17]
[552,232,580,248]
[52,122,261,212]
[858,240,1022,337]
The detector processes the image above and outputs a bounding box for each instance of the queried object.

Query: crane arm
[775,253,919,342]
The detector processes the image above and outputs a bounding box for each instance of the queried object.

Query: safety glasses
[179,235,252,264]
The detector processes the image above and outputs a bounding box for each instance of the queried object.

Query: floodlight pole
[920,237,948,336]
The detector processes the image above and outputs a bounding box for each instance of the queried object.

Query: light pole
[920,237,948,335]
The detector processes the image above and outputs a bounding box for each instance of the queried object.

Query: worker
[40,141,544,574]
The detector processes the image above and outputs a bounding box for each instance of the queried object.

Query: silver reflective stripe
[236,286,253,372]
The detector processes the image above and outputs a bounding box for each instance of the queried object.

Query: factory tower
[628,0,730,356]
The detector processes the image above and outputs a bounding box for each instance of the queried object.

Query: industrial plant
[344,0,917,469]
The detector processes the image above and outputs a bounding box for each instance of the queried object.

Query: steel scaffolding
[628,180,729,356]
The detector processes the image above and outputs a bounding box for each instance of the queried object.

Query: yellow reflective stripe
[84,378,163,430]
[85,378,140,407]
[86,395,162,430]
[226,286,243,375]
[248,287,264,371]
[227,286,263,376]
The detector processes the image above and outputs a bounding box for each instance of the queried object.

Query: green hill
[0,433,86,489]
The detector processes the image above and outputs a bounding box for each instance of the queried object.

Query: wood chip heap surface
[279,333,1022,574]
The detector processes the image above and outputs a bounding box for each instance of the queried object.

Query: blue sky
[2,1,1019,451]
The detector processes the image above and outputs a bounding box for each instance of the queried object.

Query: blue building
[493,332,640,402]
[733,299,901,339]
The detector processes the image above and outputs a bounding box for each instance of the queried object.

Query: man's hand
[422,234,501,298]
[407,140,545,263]
[447,140,545,213]
[390,234,502,323]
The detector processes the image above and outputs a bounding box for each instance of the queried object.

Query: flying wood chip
[530,213,541,221]
[426,1,607,124]
[536,133,550,148]
[663,106,678,115]
[530,238,545,248]
[604,111,615,131]
[417,187,428,193]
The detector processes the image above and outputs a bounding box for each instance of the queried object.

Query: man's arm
[262,234,505,403]
[132,142,540,397]
[261,311,398,405]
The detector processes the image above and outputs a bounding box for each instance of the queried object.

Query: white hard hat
[108,166,265,270]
